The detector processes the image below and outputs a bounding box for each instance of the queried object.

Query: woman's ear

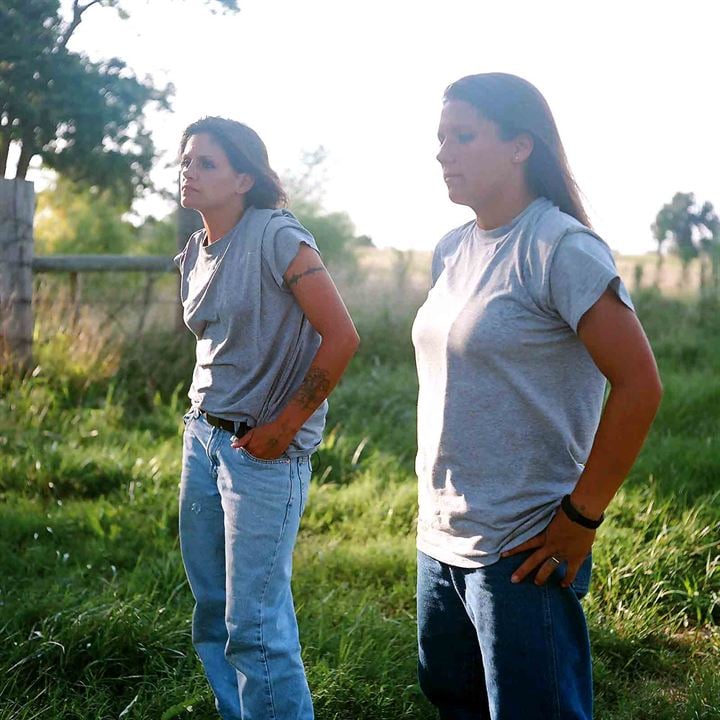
[511,133,534,164]
[235,173,255,195]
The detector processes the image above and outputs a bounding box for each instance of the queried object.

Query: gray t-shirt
[174,206,327,456]
[412,198,634,568]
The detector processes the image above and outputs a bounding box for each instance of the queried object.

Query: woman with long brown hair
[412,73,662,718]
[175,116,358,720]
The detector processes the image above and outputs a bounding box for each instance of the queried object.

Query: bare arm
[504,289,663,585]
[568,291,663,518]
[232,244,359,458]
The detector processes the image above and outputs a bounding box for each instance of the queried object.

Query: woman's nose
[436,142,450,165]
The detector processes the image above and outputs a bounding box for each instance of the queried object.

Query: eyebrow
[439,122,476,133]
[442,120,480,133]
[182,153,216,162]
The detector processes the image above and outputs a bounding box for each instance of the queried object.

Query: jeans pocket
[238,447,290,465]
[182,409,194,426]
[570,553,593,600]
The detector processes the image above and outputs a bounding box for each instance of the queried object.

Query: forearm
[272,332,359,438]
[570,380,662,520]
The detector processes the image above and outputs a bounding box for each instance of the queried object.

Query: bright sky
[55,0,719,254]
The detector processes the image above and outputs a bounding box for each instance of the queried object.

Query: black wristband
[560,494,604,529]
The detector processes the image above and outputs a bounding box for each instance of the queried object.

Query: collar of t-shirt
[472,197,550,244]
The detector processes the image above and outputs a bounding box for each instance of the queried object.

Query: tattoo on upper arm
[286,266,325,287]
[295,367,331,410]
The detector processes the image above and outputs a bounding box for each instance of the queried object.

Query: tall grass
[0,286,718,719]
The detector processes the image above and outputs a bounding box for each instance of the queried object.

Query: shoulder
[554,229,616,267]
[259,208,317,250]
[525,202,593,255]
[261,208,309,236]
[534,210,633,329]
[521,201,619,311]
[257,208,319,288]
[524,202,612,271]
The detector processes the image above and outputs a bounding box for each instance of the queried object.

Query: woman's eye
[181,158,190,168]
[458,133,475,144]
[201,159,215,169]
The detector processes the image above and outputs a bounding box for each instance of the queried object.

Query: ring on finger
[548,556,562,566]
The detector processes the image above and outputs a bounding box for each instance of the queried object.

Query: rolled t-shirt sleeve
[549,231,634,332]
[263,225,321,290]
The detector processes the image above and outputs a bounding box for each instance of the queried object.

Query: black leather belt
[200,410,250,437]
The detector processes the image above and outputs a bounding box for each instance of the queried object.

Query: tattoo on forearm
[295,367,331,410]
[286,266,325,287]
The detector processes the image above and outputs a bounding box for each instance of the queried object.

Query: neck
[202,202,247,244]
[474,185,537,231]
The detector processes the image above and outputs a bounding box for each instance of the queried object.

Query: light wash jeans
[179,409,313,720]
[417,549,593,720]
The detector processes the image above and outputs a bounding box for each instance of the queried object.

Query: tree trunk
[633,263,644,292]
[15,135,36,180]
[0,127,10,178]
[0,179,36,369]
[679,259,690,290]
[654,245,663,287]
[699,254,708,296]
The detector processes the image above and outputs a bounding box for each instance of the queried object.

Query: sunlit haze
[46,0,720,255]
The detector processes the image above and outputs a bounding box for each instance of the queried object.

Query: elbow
[650,373,664,410]
[324,325,360,360]
[612,369,663,413]
[645,362,664,409]
[338,316,360,356]
[345,326,361,358]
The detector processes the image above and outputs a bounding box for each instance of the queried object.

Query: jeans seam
[257,460,295,720]
[298,459,306,515]
[542,584,562,720]
[297,457,312,515]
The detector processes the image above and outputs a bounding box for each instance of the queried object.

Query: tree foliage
[283,148,371,269]
[652,191,720,290]
[35,175,178,256]
[35,175,137,254]
[0,0,239,204]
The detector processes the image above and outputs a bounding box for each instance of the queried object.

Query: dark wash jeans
[417,549,593,720]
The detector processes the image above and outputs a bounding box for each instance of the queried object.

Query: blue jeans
[179,410,313,720]
[417,549,593,720]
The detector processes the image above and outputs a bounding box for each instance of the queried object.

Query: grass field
[1,276,719,719]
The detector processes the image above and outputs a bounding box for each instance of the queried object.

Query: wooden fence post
[0,179,35,369]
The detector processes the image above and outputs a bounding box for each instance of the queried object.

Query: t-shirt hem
[286,448,316,459]
[416,538,499,569]
[416,507,558,571]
